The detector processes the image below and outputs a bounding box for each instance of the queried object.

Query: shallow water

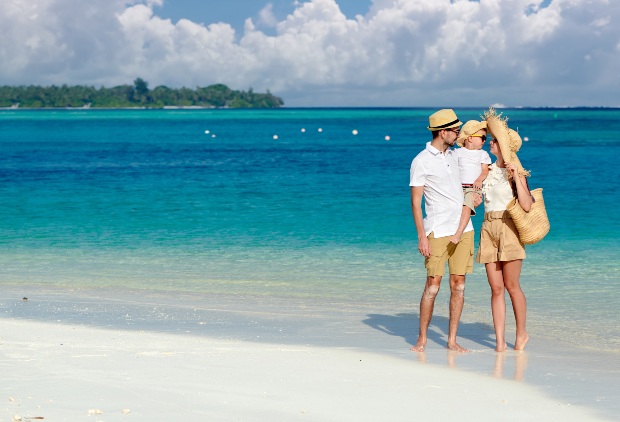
[0,108,618,351]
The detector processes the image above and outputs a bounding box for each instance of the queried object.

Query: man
[409,109,479,353]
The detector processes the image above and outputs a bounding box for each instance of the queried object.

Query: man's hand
[418,236,431,257]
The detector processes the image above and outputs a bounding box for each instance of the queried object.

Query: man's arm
[411,186,430,257]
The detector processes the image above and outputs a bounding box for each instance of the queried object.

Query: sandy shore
[1,287,618,421]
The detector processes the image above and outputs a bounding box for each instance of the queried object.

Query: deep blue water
[0,108,618,350]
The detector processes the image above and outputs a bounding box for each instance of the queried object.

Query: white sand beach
[0,319,607,422]
[1,288,618,421]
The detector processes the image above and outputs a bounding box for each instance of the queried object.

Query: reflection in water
[439,349,528,381]
[494,351,528,381]
[447,350,465,368]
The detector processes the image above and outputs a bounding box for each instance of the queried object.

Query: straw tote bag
[506,188,550,244]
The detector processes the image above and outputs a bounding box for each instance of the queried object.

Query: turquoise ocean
[0,108,618,352]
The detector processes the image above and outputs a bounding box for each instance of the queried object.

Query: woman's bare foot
[495,342,508,352]
[514,334,529,350]
[447,342,469,353]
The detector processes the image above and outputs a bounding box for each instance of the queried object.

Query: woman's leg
[502,259,529,350]
[485,261,507,352]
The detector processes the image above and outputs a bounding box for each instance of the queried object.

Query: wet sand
[1,287,618,421]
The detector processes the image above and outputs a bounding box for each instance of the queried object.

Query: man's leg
[446,230,474,352]
[410,275,442,352]
[447,274,468,352]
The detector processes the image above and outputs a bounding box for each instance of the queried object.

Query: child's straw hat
[456,120,487,147]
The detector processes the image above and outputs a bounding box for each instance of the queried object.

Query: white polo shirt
[409,142,474,238]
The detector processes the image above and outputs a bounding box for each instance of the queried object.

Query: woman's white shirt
[482,164,514,212]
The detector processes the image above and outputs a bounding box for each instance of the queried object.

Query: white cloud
[258,3,278,28]
[0,0,618,106]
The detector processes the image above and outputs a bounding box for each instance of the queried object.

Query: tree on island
[0,78,284,109]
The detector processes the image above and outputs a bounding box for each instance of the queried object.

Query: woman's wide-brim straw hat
[456,120,487,147]
[427,109,463,131]
[484,107,530,178]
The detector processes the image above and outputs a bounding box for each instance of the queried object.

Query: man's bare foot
[410,338,427,352]
[449,233,462,244]
[447,342,469,353]
[495,342,508,352]
[514,334,529,350]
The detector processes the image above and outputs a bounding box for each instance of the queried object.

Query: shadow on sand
[362,312,496,350]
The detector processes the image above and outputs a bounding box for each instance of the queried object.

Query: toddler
[451,120,491,244]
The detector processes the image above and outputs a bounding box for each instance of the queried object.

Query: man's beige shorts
[425,231,474,277]
[463,187,477,216]
[476,211,526,263]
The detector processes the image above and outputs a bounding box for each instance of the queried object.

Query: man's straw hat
[484,108,530,178]
[456,120,487,147]
[427,109,463,131]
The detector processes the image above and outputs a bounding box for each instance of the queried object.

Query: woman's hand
[505,162,519,179]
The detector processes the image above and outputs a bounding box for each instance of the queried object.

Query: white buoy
[352,129,358,135]
[523,136,529,142]
[204,130,210,134]
[385,135,391,141]
[318,128,323,133]
[273,135,279,140]
[212,134,216,138]
[301,128,306,133]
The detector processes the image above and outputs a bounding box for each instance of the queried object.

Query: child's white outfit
[453,148,492,213]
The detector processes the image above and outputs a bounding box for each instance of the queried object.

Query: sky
[1,0,618,107]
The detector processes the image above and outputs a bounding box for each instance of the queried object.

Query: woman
[477,109,533,352]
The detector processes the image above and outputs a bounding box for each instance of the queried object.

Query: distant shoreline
[0,80,284,109]
[1,105,619,110]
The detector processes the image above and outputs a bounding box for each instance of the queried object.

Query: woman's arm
[507,163,533,212]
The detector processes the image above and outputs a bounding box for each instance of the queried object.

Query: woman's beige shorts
[425,231,474,277]
[476,211,526,263]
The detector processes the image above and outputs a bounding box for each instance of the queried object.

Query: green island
[0,78,284,109]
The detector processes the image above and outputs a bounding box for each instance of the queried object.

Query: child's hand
[472,192,482,207]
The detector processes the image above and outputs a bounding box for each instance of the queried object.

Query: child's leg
[450,205,472,244]
[451,188,476,244]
